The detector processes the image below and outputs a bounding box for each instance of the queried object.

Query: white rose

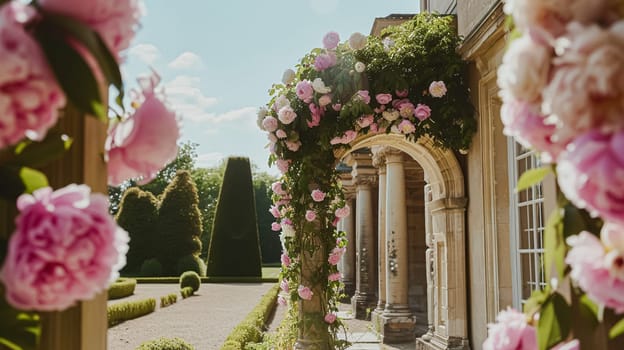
[382,109,400,121]
[428,81,447,98]
[282,223,295,237]
[273,95,291,111]
[278,106,297,125]
[257,107,268,129]
[282,69,296,85]
[312,78,331,94]
[349,32,367,50]
[354,62,366,73]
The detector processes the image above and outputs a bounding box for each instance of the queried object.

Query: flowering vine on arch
[257,14,475,348]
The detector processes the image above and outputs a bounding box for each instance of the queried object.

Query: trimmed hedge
[180,287,194,299]
[108,278,137,300]
[207,157,262,277]
[160,293,178,308]
[140,258,163,277]
[108,298,156,327]
[220,284,279,349]
[180,271,201,293]
[175,254,207,277]
[133,276,278,284]
[135,337,194,350]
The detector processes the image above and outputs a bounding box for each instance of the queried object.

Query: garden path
[108,283,274,349]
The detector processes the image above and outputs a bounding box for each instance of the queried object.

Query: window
[508,140,547,308]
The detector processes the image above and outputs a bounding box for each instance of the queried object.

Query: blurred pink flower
[332,103,342,111]
[335,205,350,218]
[296,80,314,102]
[285,140,301,152]
[428,81,447,98]
[356,90,371,104]
[280,279,289,293]
[313,52,337,71]
[330,130,357,145]
[305,210,317,222]
[323,31,340,50]
[297,285,314,300]
[357,115,374,128]
[328,247,345,266]
[277,295,287,306]
[281,253,291,267]
[414,104,431,121]
[269,206,281,219]
[272,181,287,195]
[262,116,278,132]
[106,72,179,186]
[307,103,322,128]
[552,339,580,350]
[376,93,393,105]
[399,102,415,119]
[328,272,341,281]
[324,313,337,324]
[0,185,129,311]
[275,159,291,174]
[276,129,287,139]
[483,308,536,350]
[0,3,66,148]
[271,222,281,231]
[395,89,409,98]
[311,189,326,202]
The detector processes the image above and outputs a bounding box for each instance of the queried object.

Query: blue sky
[123,0,420,175]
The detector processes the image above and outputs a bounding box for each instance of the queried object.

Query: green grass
[261,267,280,279]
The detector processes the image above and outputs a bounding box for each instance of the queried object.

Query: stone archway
[337,133,469,349]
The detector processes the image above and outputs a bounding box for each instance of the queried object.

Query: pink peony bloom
[395,89,409,98]
[275,159,291,174]
[311,189,326,202]
[483,308,537,350]
[601,222,624,254]
[356,90,371,104]
[335,205,350,218]
[397,120,416,134]
[277,106,297,125]
[281,253,291,267]
[0,3,66,148]
[552,339,580,350]
[39,0,143,60]
[305,210,317,222]
[399,102,415,119]
[106,72,179,186]
[280,279,289,293]
[323,31,340,50]
[271,222,282,231]
[328,272,341,281]
[414,104,432,121]
[328,247,345,266]
[566,231,624,313]
[262,116,278,132]
[0,185,129,311]
[357,115,374,128]
[296,80,314,102]
[369,123,379,133]
[376,93,393,105]
[330,130,358,145]
[269,206,281,218]
[313,52,337,71]
[277,295,287,306]
[557,130,624,225]
[297,285,314,300]
[324,313,337,324]
[428,81,448,98]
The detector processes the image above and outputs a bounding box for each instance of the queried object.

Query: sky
[123,0,420,175]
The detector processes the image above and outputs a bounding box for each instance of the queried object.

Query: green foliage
[158,170,203,275]
[176,254,207,277]
[180,287,194,299]
[160,293,178,308]
[140,258,163,277]
[179,271,201,293]
[108,278,137,300]
[253,174,280,264]
[0,287,40,350]
[116,188,159,273]
[135,337,194,350]
[516,166,552,192]
[191,165,225,260]
[207,157,262,277]
[220,284,279,350]
[107,298,156,327]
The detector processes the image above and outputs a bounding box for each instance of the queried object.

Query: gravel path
[108,283,275,350]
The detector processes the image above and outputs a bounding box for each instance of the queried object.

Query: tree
[253,171,280,264]
[115,187,159,274]
[157,170,203,275]
[206,157,262,277]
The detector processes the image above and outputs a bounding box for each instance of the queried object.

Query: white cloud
[168,52,204,70]
[196,152,225,168]
[128,43,161,65]
[165,75,219,122]
[209,106,257,124]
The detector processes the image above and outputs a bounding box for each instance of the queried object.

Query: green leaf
[0,291,40,350]
[544,209,566,282]
[20,167,49,194]
[609,318,624,339]
[9,132,73,168]
[523,287,550,315]
[516,166,551,192]
[538,293,571,350]
[33,20,106,121]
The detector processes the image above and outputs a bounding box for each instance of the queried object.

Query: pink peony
[428,81,448,98]
[335,205,350,218]
[328,247,345,266]
[395,89,408,98]
[269,205,281,218]
[0,3,66,149]
[311,189,326,202]
[328,272,341,281]
[357,115,374,128]
[271,222,281,231]
[262,116,278,132]
[399,102,415,119]
[285,140,301,152]
[313,52,337,71]
[280,279,289,293]
[330,130,358,145]
[307,103,322,128]
[376,93,393,105]
[397,120,416,134]
[483,308,537,350]
[277,106,297,125]
[39,0,143,60]
[275,159,291,174]
[566,231,624,313]
[324,313,337,324]
[414,104,431,121]
[305,210,316,222]
[281,253,291,267]
[297,285,313,300]
[356,90,371,104]
[557,130,624,224]
[296,80,314,102]
[272,181,287,195]
[0,185,129,311]
[323,31,340,50]
[106,72,179,186]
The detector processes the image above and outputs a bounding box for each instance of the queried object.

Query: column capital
[384,148,404,164]
[354,174,377,188]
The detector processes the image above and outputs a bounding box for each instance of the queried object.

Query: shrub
[160,293,178,308]
[180,286,194,299]
[175,254,206,277]
[207,157,262,277]
[140,258,163,277]
[108,278,137,300]
[108,298,156,327]
[179,271,201,293]
[135,337,194,350]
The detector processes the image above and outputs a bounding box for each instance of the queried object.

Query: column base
[415,333,470,350]
[370,307,385,333]
[351,292,376,320]
[378,308,416,344]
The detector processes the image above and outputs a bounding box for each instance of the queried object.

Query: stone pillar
[381,148,416,343]
[350,153,378,320]
[341,196,356,297]
[371,147,387,330]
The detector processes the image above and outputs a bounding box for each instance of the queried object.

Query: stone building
[338,1,555,349]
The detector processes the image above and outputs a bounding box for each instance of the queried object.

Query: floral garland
[486,0,624,349]
[257,14,474,347]
[0,0,179,347]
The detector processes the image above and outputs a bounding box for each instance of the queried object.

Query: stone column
[381,148,416,343]
[341,196,356,297]
[371,147,387,330]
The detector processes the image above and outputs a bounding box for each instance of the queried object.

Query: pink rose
[328,272,341,281]
[277,295,287,306]
[305,210,316,222]
[483,308,537,350]
[262,116,278,132]
[323,31,340,49]
[106,72,179,186]
[414,104,431,121]
[269,206,281,218]
[328,247,345,265]
[557,130,624,224]
[428,81,448,98]
[566,231,624,313]
[276,129,287,139]
[281,253,291,267]
[357,115,374,128]
[271,222,281,231]
[369,123,379,133]
[395,89,409,98]
[275,159,290,174]
[297,285,314,300]
[399,102,415,119]
[330,130,358,145]
[39,0,143,60]
[0,185,129,311]
[356,90,371,104]
[307,103,322,128]
[335,205,350,218]
[296,80,314,102]
[277,106,297,125]
[311,189,326,202]
[376,93,393,105]
[285,140,301,152]
[397,120,416,134]
[272,181,287,195]
[313,52,337,71]
[332,103,342,111]
[324,313,337,324]
[280,279,289,293]
[0,3,66,148]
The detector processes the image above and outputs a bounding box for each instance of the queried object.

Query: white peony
[312,78,332,94]
[354,62,366,73]
[282,69,296,85]
[349,32,367,50]
[382,109,400,121]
